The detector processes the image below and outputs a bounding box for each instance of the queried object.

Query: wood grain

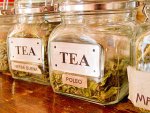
[0,74,140,113]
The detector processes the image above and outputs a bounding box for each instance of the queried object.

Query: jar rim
[16,12,61,23]
[15,5,59,14]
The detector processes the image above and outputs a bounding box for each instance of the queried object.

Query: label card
[9,38,42,64]
[51,42,101,78]
[11,62,42,74]
[62,74,87,88]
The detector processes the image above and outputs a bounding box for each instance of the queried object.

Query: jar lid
[60,0,138,12]
[14,0,59,14]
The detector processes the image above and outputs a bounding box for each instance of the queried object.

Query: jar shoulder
[49,22,135,43]
[8,23,51,38]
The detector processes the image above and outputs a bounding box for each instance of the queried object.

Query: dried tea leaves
[51,56,129,104]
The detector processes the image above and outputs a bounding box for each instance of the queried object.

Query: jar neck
[17,13,60,24]
[18,14,44,24]
[62,11,136,25]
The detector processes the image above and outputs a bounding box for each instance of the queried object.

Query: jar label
[128,66,150,111]
[62,74,87,88]
[11,62,42,74]
[51,42,101,78]
[9,38,42,64]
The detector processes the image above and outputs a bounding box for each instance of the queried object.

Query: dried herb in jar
[51,56,129,104]
[0,32,10,72]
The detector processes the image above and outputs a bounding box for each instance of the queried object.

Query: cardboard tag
[128,66,150,110]
[11,62,42,74]
[62,74,87,88]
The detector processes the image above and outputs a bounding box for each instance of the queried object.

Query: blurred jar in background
[0,0,16,74]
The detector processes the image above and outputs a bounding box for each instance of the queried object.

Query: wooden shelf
[0,74,140,113]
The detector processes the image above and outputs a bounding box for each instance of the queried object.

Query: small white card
[128,66,150,110]
[51,42,101,78]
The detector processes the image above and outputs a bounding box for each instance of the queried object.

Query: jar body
[8,14,60,85]
[133,3,150,112]
[49,13,135,105]
[0,15,16,73]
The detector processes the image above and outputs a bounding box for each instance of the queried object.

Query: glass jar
[132,2,150,112]
[136,1,150,72]
[0,14,16,74]
[0,0,16,74]
[49,0,137,105]
[8,0,60,85]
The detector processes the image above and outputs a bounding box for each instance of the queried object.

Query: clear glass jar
[136,1,150,72]
[8,0,60,85]
[49,0,137,105]
[132,2,150,112]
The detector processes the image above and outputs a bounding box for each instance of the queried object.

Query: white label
[62,74,87,88]
[128,66,150,110]
[51,42,101,78]
[9,38,42,64]
[11,62,42,74]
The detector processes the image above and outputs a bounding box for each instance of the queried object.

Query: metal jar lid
[59,0,138,12]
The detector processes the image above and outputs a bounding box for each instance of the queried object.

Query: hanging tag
[128,66,150,110]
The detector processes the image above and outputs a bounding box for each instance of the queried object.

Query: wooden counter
[0,74,140,113]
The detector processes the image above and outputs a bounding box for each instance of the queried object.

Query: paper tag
[11,62,42,74]
[128,66,150,110]
[51,42,101,78]
[62,74,87,88]
[9,38,42,64]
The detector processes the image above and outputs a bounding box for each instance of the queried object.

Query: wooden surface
[0,74,140,113]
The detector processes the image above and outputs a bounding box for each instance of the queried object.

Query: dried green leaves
[0,42,9,72]
[51,57,129,104]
